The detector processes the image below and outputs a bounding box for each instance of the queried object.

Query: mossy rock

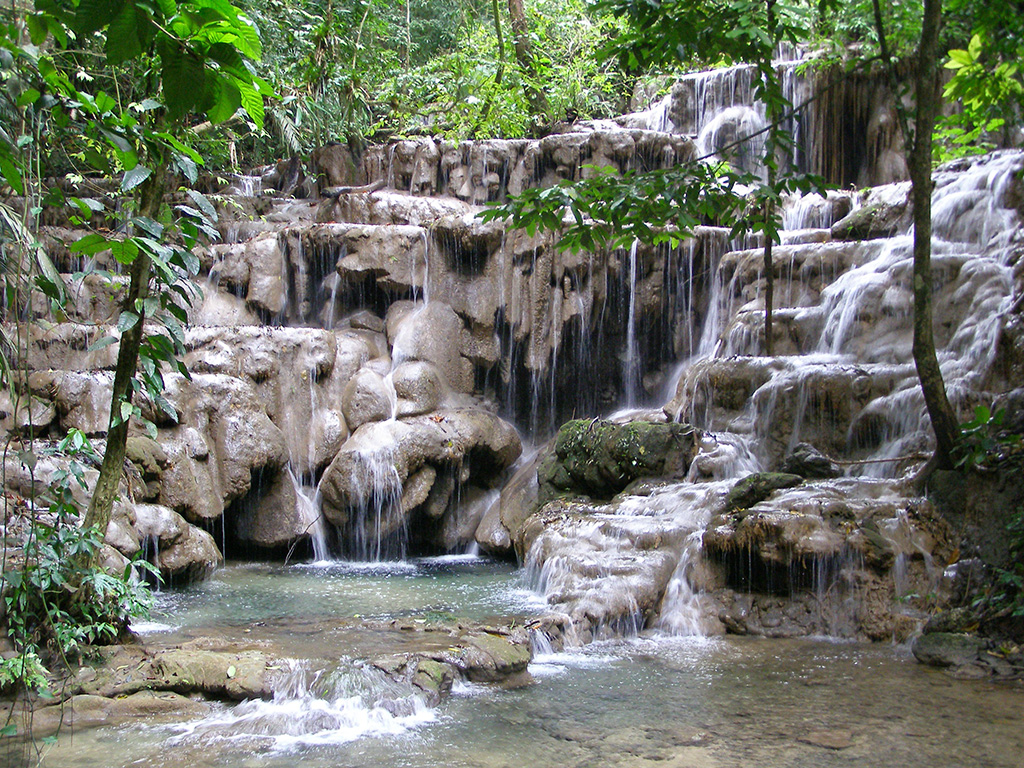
[831,200,908,241]
[727,472,803,512]
[125,435,169,478]
[538,419,695,502]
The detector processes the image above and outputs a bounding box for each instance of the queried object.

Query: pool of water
[136,555,537,643]
[35,636,1024,768]
[29,558,1024,768]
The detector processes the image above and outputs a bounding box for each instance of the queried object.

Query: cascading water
[35,49,1024,768]
[623,240,641,406]
[169,660,434,752]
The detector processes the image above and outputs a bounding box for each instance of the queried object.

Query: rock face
[6,51,1022,643]
[318,409,521,556]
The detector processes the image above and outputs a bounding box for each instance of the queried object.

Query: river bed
[36,559,1024,768]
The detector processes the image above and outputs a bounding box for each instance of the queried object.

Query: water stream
[41,613,1024,768]
[25,46,1024,768]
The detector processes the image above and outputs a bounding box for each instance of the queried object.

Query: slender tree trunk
[762,202,774,356]
[508,0,550,118]
[762,0,778,357]
[908,0,960,468]
[82,163,166,540]
[474,0,506,133]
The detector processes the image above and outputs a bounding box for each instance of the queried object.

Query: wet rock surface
[538,419,697,502]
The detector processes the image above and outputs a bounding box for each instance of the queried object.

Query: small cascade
[171,659,434,751]
[345,436,407,561]
[698,105,768,179]
[235,175,262,197]
[287,466,330,562]
[655,531,711,636]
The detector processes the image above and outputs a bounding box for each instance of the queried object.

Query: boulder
[157,374,288,523]
[342,368,394,430]
[727,472,804,511]
[782,442,841,479]
[388,301,473,392]
[912,632,984,668]
[392,361,445,417]
[318,409,521,544]
[229,470,323,551]
[538,419,696,502]
[0,391,55,437]
[831,183,911,240]
[134,503,222,584]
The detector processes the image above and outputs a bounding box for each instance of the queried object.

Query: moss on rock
[538,419,695,503]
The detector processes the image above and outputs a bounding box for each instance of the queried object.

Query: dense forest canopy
[2,0,1023,175]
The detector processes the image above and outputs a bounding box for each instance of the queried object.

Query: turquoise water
[30,561,1024,768]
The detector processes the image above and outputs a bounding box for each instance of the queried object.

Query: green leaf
[161,43,205,119]
[75,0,124,34]
[110,239,140,265]
[28,13,48,45]
[117,310,140,332]
[122,165,152,192]
[70,197,106,216]
[206,42,249,79]
[173,153,199,183]
[16,89,41,108]
[100,127,133,155]
[968,33,983,61]
[206,75,242,125]
[236,78,264,129]
[186,189,217,219]
[105,2,143,65]
[0,157,25,195]
[87,335,118,352]
[133,216,164,239]
[70,233,111,255]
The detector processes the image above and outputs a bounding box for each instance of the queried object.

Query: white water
[168,660,434,752]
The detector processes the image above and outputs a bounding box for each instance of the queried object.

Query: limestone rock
[342,368,394,430]
[538,419,696,502]
[388,301,473,393]
[392,361,445,417]
[157,373,288,523]
[912,632,984,668]
[0,391,55,437]
[831,184,911,240]
[230,470,321,550]
[782,443,841,478]
[134,503,222,584]
[727,472,804,511]
[312,143,364,188]
[318,408,521,548]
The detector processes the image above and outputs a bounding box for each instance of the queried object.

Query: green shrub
[1,431,155,665]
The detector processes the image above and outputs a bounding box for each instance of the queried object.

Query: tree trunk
[474,0,507,134]
[908,0,960,468]
[762,0,777,358]
[508,0,550,118]
[81,163,166,541]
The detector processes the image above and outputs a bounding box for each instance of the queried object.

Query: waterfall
[623,240,641,406]
[655,531,710,636]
